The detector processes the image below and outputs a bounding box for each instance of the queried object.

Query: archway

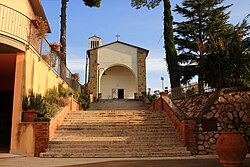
[0,54,16,152]
[100,65,136,99]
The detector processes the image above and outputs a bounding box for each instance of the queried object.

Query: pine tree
[201,17,250,88]
[131,0,181,90]
[174,0,232,93]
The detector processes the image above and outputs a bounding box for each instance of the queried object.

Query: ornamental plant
[35,16,48,39]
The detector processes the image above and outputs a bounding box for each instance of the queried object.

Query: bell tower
[88,35,102,49]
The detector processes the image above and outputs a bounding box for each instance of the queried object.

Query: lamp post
[161,77,164,92]
[97,67,106,100]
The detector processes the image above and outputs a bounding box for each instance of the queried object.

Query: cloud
[67,58,85,71]
[146,58,167,72]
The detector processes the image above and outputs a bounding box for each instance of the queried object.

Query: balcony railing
[0,3,81,93]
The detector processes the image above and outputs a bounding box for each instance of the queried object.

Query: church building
[86,36,149,100]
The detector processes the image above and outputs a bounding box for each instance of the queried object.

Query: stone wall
[87,49,98,98]
[197,89,250,154]
[174,92,217,118]
[173,89,250,155]
[137,48,147,96]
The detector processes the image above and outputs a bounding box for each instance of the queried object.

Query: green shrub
[44,87,59,104]
[78,92,90,110]
[22,89,45,111]
[58,83,73,98]
[43,102,59,118]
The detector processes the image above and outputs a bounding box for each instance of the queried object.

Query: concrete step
[57,123,173,127]
[40,151,191,158]
[88,100,146,110]
[53,128,176,134]
[68,110,164,114]
[44,147,188,153]
[48,140,182,146]
[47,142,183,149]
[51,135,179,141]
[40,109,190,158]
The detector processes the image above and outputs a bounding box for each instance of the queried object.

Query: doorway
[0,54,16,152]
[118,89,124,99]
[0,91,14,152]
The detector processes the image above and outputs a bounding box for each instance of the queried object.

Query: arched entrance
[100,65,136,99]
[0,53,16,152]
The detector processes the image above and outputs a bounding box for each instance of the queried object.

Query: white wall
[98,42,138,94]
[100,66,136,99]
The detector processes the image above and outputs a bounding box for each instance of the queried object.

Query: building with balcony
[0,0,80,155]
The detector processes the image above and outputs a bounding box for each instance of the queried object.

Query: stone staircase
[40,106,191,158]
[88,99,145,110]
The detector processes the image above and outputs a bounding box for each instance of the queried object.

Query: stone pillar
[87,49,98,99]
[34,122,49,157]
[137,48,148,96]
[160,92,168,98]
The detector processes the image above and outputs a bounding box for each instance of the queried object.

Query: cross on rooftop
[115,34,120,41]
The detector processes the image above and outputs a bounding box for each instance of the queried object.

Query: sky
[40,0,250,91]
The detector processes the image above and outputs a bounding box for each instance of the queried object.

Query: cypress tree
[131,0,181,90]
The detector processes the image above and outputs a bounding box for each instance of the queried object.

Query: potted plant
[22,90,45,122]
[78,92,90,110]
[216,109,248,167]
[50,42,61,52]
[33,16,48,39]
[72,73,80,81]
[31,19,39,29]
[216,132,247,167]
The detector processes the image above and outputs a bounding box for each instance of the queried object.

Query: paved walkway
[0,154,250,167]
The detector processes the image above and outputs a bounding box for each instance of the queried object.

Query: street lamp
[97,67,106,100]
[161,77,164,92]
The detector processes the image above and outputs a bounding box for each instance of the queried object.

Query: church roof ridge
[88,35,101,39]
[87,40,149,53]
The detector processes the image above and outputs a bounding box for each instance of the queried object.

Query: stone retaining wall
[173,89,250,155]
[197,89,250,154]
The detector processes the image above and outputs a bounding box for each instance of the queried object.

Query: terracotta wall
[50,96,80,140]
[15,96,80,156]
[10,50,77,155]
[148,96,198,154]
[15,123,35,156]
[24,49,67,95]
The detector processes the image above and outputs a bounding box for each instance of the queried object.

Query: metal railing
[0,3,81,93]
[170,84,215,99]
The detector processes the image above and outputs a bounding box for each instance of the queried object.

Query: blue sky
[41,0,250,91]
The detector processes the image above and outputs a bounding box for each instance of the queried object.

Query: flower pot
[22,110,38,122]
[31,20,39,29]
[216,132,247,167]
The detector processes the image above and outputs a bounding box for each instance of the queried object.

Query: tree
[201,16,250,88]
[131,0,181,90]
[174,0,232,93]
[60,0,101,65]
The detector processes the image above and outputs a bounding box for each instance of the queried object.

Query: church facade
[86,36,149,100]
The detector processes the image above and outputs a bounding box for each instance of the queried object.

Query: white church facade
[86,36,148,100]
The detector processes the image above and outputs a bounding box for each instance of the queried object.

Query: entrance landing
[89,99,145,110]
